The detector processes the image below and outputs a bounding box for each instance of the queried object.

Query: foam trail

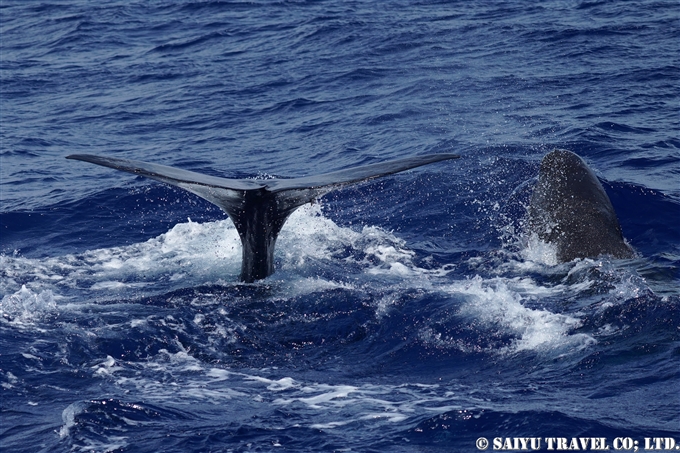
[85,348,468,433]
[443,276,596,354]
[0,219,242,297]
[0,205,427,298]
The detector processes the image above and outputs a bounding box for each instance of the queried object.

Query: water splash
[0,285,58,323]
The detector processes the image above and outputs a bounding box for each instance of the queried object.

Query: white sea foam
[441,276,596,354]
[88,349,468,432]
[278,204,430,278]
[92,355,125,376]
[2,205,605,358]
[0,285,58,323]
[0,219,241,298]
[0,205,578,307]
[59,401,85,438]
[0,205,419,298]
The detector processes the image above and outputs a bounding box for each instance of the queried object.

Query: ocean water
[1,1,679,452]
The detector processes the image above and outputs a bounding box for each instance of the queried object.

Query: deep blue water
[1,1,679,452]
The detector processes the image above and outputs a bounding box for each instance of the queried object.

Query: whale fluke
[67,153,460,282]
[527,149,634,262]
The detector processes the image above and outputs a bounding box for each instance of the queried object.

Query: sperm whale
[67,153,459,282]
[527,149,634,262]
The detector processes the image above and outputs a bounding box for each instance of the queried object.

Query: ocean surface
[1,1,679,452]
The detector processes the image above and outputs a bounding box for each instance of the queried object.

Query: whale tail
[67,153,459,282]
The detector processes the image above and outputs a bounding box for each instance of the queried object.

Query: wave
[3,203,664,366]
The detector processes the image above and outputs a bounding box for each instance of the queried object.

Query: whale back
[527,149,634,262]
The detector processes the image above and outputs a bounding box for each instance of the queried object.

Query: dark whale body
[67,153,459,282]
[527,149,634,262]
